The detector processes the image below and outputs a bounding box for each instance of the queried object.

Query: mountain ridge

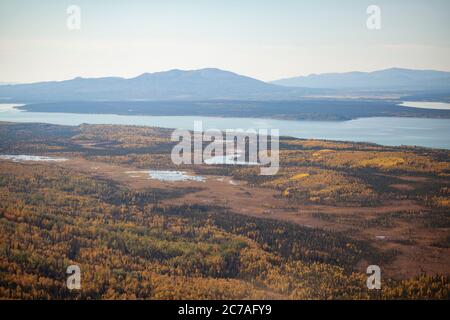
[1,67,450,102]
[0,68,311,101]
[271,68,450,90]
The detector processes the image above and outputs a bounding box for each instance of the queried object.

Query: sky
[1,0,450,83]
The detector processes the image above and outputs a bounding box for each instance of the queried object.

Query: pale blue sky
[1,0,449,82]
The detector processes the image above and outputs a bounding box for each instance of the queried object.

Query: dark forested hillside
[18,99,450,121]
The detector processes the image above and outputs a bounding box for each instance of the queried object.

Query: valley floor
[61,157,450,279]
[0,122,449,299]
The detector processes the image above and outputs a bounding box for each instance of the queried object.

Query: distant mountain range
[0,68,312,102]
[271,68,450,90]
[1,67,449,102]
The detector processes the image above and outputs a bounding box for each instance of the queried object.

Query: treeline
[153,204,394,272]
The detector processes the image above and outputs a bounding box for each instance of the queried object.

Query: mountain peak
[0,68,305,101]
[133,68,232,79]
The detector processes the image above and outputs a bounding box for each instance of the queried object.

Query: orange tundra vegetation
[0,123,449,299]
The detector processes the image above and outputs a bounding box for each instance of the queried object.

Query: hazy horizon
[3,66,450,86]
[1,0,450,83]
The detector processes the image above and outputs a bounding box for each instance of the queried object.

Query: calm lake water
[125,170,205,182]
[400,101,450,110]
[0,155,68,162]
[1,103,450,149]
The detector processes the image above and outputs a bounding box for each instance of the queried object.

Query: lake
[1,103,450,149]
[0,154,68,162]
[125,170,205,182]
[400,101,450,110]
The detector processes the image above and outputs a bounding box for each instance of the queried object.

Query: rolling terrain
[0,122,449,299]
